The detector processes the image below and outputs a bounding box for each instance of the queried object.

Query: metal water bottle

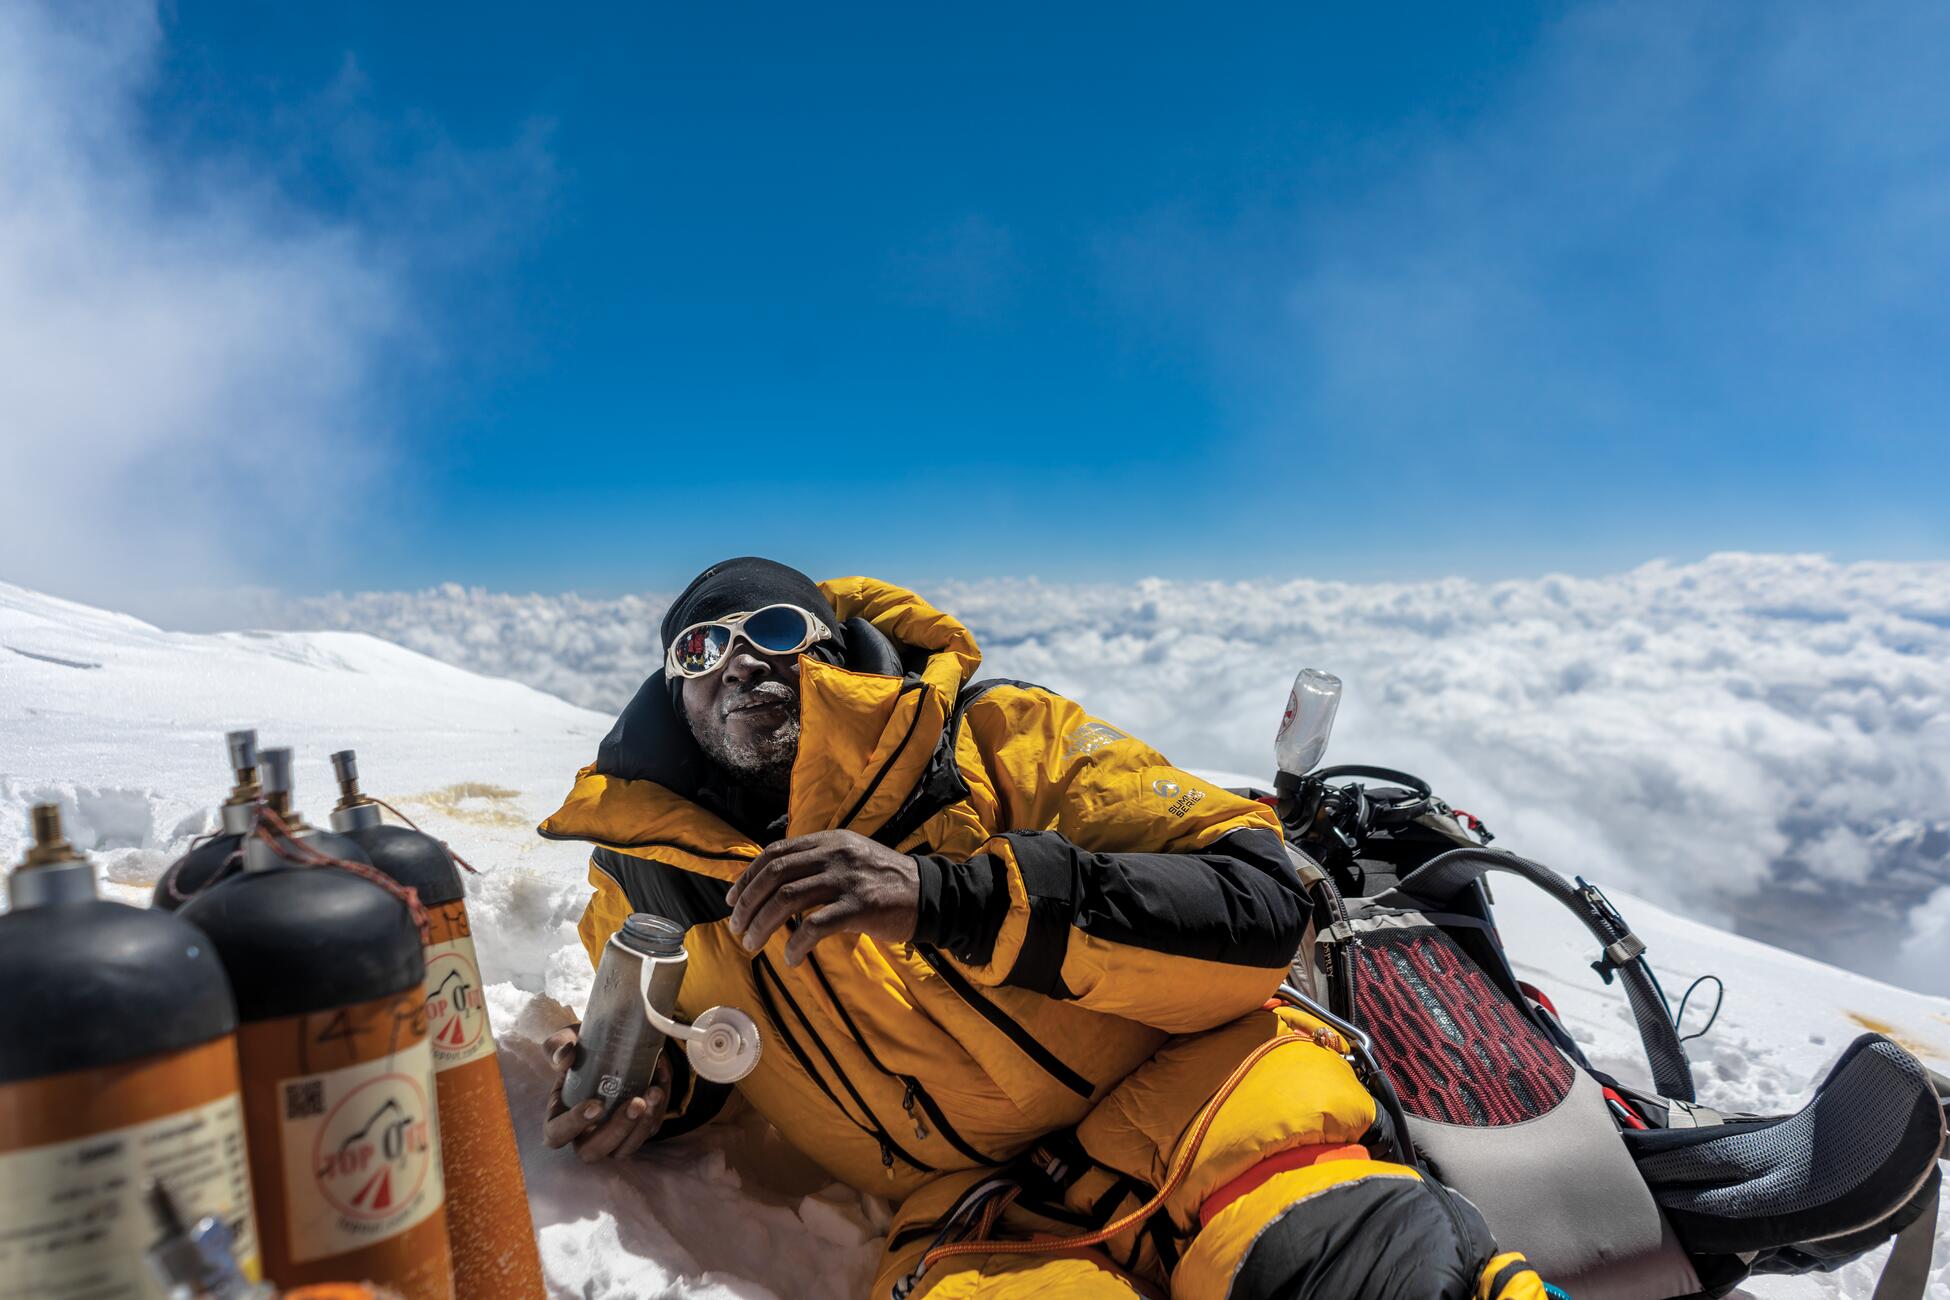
[563,916,688,1116]
[563,914,760,1117]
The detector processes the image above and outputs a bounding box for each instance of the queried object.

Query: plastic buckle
[1577,876,1644,985]
[1575,876,1627,930]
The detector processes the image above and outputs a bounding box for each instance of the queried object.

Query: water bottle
[1276,668,1342,778]
[563,914,760,1120]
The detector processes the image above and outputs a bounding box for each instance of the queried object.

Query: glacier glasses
[664,604,835,679]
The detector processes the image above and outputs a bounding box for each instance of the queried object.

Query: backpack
[1254,764,1948,1300]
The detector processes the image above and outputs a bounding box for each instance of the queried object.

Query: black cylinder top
[178,862,426,1023]
[152,834,241,913]
[0,899,239,1084]
[154,825,372,913]
[340,824,464,909]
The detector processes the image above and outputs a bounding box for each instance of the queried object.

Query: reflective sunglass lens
[743,605,814,653]
[673,624,732,674]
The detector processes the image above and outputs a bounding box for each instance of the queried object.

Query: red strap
[1516,980,1559,1019]
[1602,1086,1649,1130]
[1198,1143,1369,1228]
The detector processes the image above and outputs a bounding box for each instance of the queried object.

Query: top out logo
[312,1076,434,1221]
[1277,688,1298,739]
[425,949,485,1055]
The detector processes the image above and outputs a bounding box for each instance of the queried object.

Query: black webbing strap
[1871,1173,1938,1300]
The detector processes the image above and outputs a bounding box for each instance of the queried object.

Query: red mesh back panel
[1352,928,1573,1126]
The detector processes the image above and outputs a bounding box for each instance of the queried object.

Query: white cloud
[0,1,550,612]
[229,584,672,713]
[239,553,1950,993]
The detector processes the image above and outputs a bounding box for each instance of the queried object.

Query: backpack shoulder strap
[1379,846,1697,1103]
[1873,1174,1938,1300]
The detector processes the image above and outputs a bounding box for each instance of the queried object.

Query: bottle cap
[686,1006,762,1083]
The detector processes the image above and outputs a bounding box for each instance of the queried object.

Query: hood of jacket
[539,576,982,873]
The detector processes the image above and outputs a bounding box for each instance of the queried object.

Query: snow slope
[2,578,1944,1299]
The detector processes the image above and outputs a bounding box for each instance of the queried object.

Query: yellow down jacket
[540,577,1543,1300]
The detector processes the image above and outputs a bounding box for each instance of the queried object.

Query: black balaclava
[661,558,847,839]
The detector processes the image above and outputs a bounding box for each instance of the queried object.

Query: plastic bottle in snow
[1275,668,1342,779]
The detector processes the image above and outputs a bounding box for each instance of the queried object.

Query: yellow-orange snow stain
[401,782,527,829]
[1846,1012,1943,1061]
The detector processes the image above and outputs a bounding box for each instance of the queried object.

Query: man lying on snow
[536,557,1549,1300]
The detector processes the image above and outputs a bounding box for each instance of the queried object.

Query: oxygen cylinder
[178,750,454,1300]
[0,804,261,1299]
[155,733,371,910]
[326,750,544,1300]
[155,730,268,911]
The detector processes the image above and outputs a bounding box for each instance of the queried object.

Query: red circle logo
[425,949,485,1054]
[311,1074,434,1220]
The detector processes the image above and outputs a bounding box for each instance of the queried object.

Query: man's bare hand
[726,829,921,965]
[540,1025,672,1161]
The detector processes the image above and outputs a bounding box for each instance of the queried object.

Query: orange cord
[363,796,481,875]
[917,1030,1301,1276]
[256,806,432,945]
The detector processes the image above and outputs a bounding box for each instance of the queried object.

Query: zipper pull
[879,1138,895,1175]
[903,1083,930,1140]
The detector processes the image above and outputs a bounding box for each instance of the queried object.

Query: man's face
[681,641,804,791]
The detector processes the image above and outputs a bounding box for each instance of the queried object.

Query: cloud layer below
[230,553,1950,995]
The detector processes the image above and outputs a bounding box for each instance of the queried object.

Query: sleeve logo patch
[1061,722,1129,758]
[1151,777,1207,817]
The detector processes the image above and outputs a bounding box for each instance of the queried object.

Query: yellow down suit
[541,577,1544,1300]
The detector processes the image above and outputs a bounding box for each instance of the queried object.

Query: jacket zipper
[915,945,1095,1100]
[801,955,995,1164]
[752,954,935,1175]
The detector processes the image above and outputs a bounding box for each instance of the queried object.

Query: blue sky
[9,2,1949,601]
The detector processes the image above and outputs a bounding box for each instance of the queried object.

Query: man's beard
[695,679,801,792]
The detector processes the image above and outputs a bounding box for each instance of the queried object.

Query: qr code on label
[284,1079,325,1119]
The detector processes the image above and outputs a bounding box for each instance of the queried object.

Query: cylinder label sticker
[0,1093,258,1299]
[424,928,496,1072]
[278,1039,445,1264]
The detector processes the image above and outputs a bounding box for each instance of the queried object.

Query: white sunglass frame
[664,603,834,679]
